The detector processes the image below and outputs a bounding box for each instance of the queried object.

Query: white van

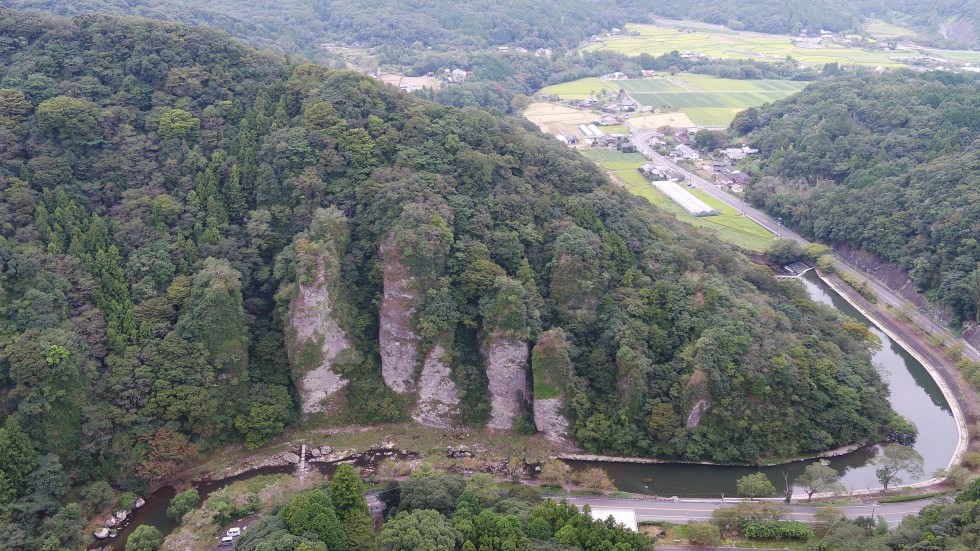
[219,536,234,546]
[227,527,241,538]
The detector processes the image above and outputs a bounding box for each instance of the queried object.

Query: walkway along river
[569,270,963,497]
[97,270,964,549]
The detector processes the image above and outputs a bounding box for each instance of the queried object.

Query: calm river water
[569,271,959,497]
[99,271,959,548]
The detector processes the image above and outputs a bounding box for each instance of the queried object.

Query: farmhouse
[673,144,699,161]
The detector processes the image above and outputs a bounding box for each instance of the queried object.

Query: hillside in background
[855,0,979,47]
[0,0,625,58]
[620,1,979,48]
[620,0,861,34]
[732,71,980,324]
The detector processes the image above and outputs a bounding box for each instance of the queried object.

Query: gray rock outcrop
[289,261,351,413]
[379,242,420,394]
[412,345,460,427]
[485,334,529,429]
[533,398,570,442]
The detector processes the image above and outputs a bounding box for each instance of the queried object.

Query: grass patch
[538,77,613,99]
[599,161,647,170]
[599,125,628,134]
[879,491,942,503]
[578,148,647,163]
[609,170,772,251]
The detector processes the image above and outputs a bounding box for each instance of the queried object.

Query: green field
[577,148,647,170]
[866,19,926,41]
[611,169,773,251]
[922,48,980,63]
[536,77,611,99]
[584,23,907,68]
[542,73,807,126]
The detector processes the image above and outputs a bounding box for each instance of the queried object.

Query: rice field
[577,148,647,170]
[536,77,611,99]
[540,73,807,127]
[584,23,907,68]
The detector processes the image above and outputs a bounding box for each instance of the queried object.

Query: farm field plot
[537,77,612,99]
[578,148,646,170]
[620,75,807,126]
[583,23,907,68]
[523,102,595,136]
[610,170,772,251]
[537,74,806,126]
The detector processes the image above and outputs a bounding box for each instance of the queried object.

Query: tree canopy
[735,71,980,325]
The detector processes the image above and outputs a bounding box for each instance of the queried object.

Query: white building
[589,508,638,531]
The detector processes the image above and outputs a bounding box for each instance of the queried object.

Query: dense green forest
[620,1,862,34]
[0,0,819,116]
[0,7,905,547]
[0,0,337,61]
[731,71,980,325]
[228,466,652,551]
[0,0,624,57]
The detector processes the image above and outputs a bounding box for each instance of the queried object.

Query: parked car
[227,527,241,538]
[219,536,234,546]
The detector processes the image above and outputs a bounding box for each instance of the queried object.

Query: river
[570,271,959,497]
[98,271,959,548]
[92,450,413,550]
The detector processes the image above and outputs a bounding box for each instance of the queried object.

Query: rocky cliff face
[379,241,420,394]
[533,398,570,442]
[288,260,351,414]
[485,333,530,429]
[684,369,711,429]
[530,330,572,442]
[412,344,461,427]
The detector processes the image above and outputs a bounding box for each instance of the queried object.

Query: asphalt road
[562,495,933,527]
[629,128,980,365]
[368,491,930,528]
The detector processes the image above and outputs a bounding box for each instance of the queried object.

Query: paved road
[629,128,980,365]
[562,495,933,527]
[370,490,931,528]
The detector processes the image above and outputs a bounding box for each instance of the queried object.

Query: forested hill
[0,8,901,540]
[620,0,861,34]
[0,0,625,56]
[732,71,980,324]
[620,1,979,47]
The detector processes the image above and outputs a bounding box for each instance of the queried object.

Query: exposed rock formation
[533,398,570,442]
[686,399,709,429]
[379,241,420,394]
[530,330,573,442]
[485,333,529,429]
[283,208,354,414]
[412,344,461,427]
[289,260,351,413]
[685,369,711,429]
